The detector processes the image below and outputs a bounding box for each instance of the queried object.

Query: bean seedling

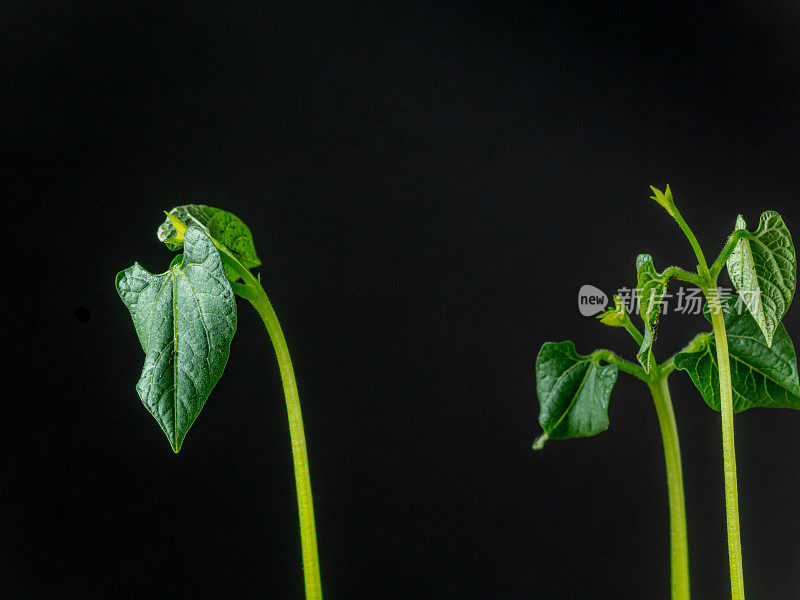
[533,186,797,599]
[116,206,322,599]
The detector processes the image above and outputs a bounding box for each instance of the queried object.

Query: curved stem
[661,333,713,379]
[664,267,704,287]
[618,311,644,347]
[709,230,747,280]
[648,374,690,600]
[703,284,745,599]
[659,356,677,378]
[666,206,710,275]
[251,287,322,599]
[226,251,323,599]
[591,349,649,382]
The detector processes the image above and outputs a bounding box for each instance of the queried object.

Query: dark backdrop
[5,2,800,598]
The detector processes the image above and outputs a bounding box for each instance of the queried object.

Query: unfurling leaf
[649,184,676,215]
[163,211,188,244]
[674,295,800,412]
[597,294,628,327]
[635,254,673,373]
[116,227,238,452]
[726,211,796,347]
[158,205,262,276]
[534,341,618,448]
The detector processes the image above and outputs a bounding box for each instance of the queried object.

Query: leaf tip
[532,432,548,450]
[636,253,652,271]
[764,330,775,348]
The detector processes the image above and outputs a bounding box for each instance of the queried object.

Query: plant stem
[665,206,710,275]
[618,312,645,347]
[591,349,648,382]
[226,252,323,599]
[597,345,691,597]
[663,196,744,599]
[664,266,704,287]
[709,230,747,280]
[648,373,690,600]
[703,283,745,599]
[251,287,322,599]
[623,321,644,346]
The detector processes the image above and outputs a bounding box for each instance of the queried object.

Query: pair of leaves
[534,341,618,448]
[675,295,800,412]
[535,294,800,448]
[726,211,796,347]
[117,207,259,452]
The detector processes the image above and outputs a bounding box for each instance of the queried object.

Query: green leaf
[158,204,262,272]
[596,294,628,327]
[534,341,618,447]
[116,227,238,452]
[649,184,677,215]
[725,210,796,347]
[674,295,800,412]
[635,254,673,373]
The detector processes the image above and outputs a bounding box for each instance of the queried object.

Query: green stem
[592,349,648,382]
[595,345,691,597]
[703,283,745,599]
[661,333,713,379]
[619,312,645,347]
[648,373,690,600]
[624,321,644,346]
[665,205,710,275]
[226,253,323,599]
[251,287,322,599]
[664,267,704,287]
[659,356,676,378]
[663,196,744,598]
[709,230,747,280]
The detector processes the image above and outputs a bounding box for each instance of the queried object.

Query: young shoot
[533,186,798,600]
[116,205,322,600]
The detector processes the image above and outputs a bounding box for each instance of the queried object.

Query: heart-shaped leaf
[158,204,262,273]
[635,254,673,373]
[674,295,800,412]
[534,341,618,448]
[116,227,238,451]
[725,210,796,347]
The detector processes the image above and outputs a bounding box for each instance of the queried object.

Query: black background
[5,2,800,598]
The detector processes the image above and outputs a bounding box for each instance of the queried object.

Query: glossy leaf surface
[158,204,262,271]
[116,227,238,451]
[535,341,618,447]
[674,295,800,412]
[726,210,796,347]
